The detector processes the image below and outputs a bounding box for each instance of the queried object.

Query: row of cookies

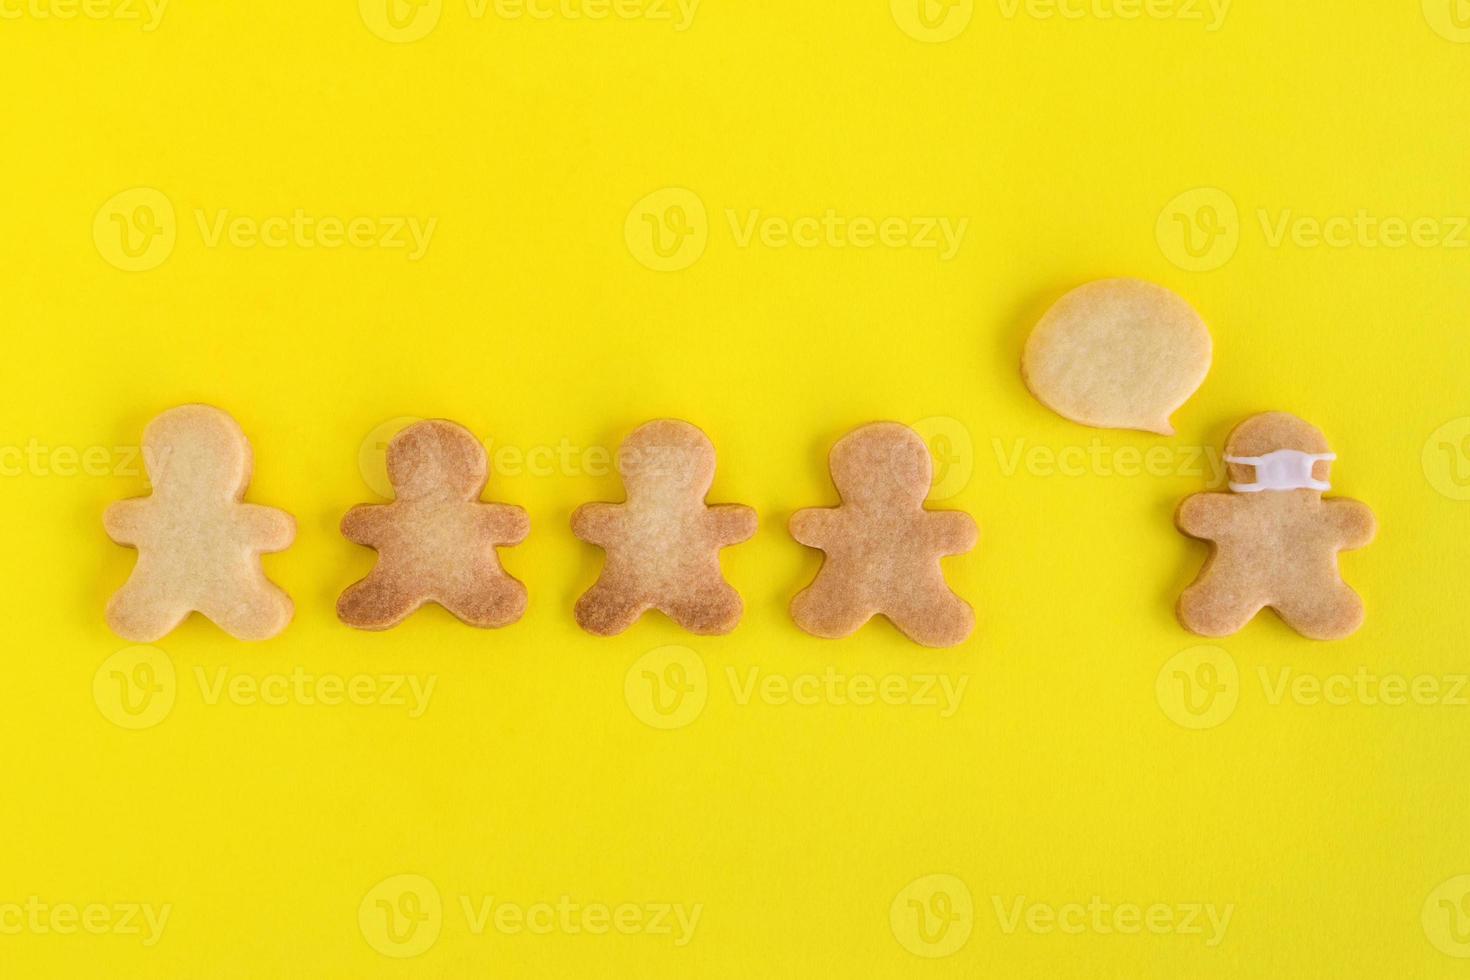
[103,407,976,647]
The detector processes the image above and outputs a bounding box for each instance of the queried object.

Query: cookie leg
[1274,582,1365,641]
[886,588,974,648]
[663,579,744,636]
[443,575,528,630]
[208,582,294,641]
[337,574,421,632]
[575,581,646,637]
[107,577,189,643]
[790,576,873,640]
[1177,575,1264,638]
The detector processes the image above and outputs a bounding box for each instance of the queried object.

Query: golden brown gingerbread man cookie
[338,419,529,631]
[1177,412,1376,640]
[790,422,978,647]
[104,404,296,642]
[572,419,757,636]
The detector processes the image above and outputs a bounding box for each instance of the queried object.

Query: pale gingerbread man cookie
[790,422,978,647]
[572,419,756,636]
[104,404,296,642]
[338,419,529,631]
[1177,412,1376,640]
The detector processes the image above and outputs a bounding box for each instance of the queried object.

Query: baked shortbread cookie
[104,404,296,642]
[572,419,757,636]
[1177,412,1376,640]
[1023,278,1212,435]
[790,422,977,648]
[338,419,529,631]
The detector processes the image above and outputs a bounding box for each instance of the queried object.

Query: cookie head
[387,420,488,502]
[618,420,716,501]
[143,404,252,499]
[1224,412,1334,493]
[830,422,933,509]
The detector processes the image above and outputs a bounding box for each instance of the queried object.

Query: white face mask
[1225,450,1335,493]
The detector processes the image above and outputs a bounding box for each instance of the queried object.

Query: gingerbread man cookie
[104,404,296,642]
[1177,412,1376,640]
[572,420,756,636]
[790,422,978,647]
[338,420,529,631]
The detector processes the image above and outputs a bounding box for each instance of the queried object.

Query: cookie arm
[239,504,296,553]
[1176,493,1235,540]
[571,503,621,547]
[481,503,531,546]
[705,505,758,546]
[926,509,978,556]
[790,508,839,548]
[103,498,151,546]
[341,504,391,547]
[1326,498,1377,550]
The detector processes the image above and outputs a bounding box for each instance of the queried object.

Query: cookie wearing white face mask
[1225,450,1337,493]
[1175,412,1375,641]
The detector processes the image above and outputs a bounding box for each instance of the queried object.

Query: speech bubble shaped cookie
[1176,412,1376,640]
[1022,278,1212,435]
[104,404,296,642]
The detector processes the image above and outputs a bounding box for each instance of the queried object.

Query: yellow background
[3,0,1470,975]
